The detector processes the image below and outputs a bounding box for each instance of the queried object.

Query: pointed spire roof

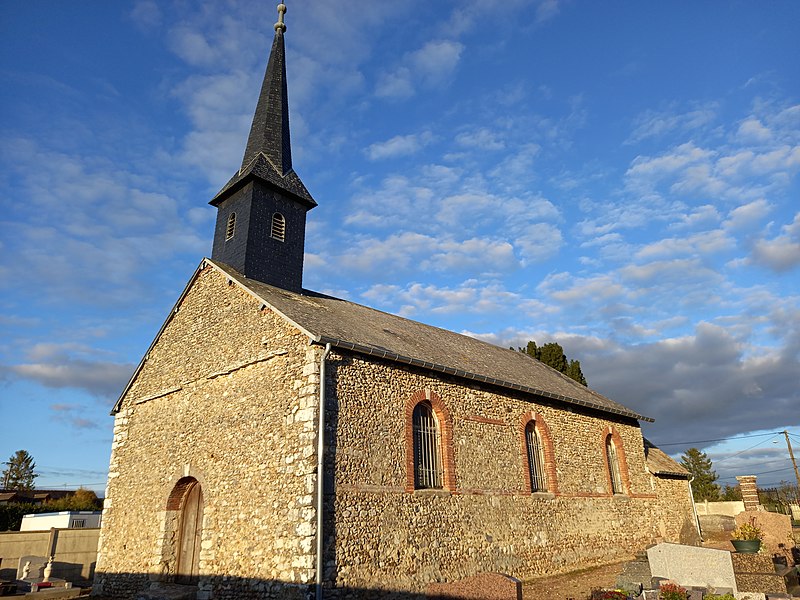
[211,3,316,207]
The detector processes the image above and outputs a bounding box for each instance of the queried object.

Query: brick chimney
[736,475,760,511]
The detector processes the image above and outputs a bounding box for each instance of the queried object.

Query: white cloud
[737,117,772,144]
[365,132,433,161]
[455,128,505,151]
[635,229,734,261]
[375,39,464,99]
[627,102,718,144]
[129,0,162,30]
[361,279,536,317]
[723,199,772,231]
[5,342,134,400]
[750,212,800,272]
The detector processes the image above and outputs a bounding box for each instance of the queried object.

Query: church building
[93,5,696,600]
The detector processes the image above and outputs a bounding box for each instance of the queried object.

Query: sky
[1,1,798,496]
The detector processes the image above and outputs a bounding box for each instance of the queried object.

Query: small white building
[20,511,102,531]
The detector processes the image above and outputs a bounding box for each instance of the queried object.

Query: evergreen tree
[516,340,588,386]
[680,447,720,501]
[720,484,742,501]
[565,359,587,386]
[2,450,38,491]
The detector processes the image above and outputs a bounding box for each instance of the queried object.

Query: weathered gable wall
[95,266,321,600]
[325,351,695,596]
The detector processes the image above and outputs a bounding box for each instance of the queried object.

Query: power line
[710,434,784,465]
[717,465,795,481]
[654,431,783,448]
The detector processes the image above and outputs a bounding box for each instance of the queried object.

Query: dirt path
[523,561,627,600]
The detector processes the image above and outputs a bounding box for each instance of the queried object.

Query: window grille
[70,519,86,528]
[225,212,236,241]
[271,212,285,241]
[525,421,548,492]
[606,435,623,494]
[412,402,443,489]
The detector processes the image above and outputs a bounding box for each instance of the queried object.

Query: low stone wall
[695,500,745,517]
[0,528,99,585]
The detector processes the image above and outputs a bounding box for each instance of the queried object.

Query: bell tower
[210,3,316,292]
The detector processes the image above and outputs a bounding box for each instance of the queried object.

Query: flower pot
[731,539,761,553]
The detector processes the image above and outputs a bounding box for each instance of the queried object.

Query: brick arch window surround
[519,412,558,494]
[405,389,456,492]
[602,426,631,495]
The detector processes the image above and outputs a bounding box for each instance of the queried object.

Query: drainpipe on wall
[316,343,331,600]
[687,476,702,541]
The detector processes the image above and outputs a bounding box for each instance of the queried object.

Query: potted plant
[731,517,763,553]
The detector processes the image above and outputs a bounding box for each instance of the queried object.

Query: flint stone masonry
[94,267,320,600]
[646,543,737,591]
[95,266,697,599]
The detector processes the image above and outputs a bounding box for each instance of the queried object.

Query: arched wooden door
[176,480,203,584]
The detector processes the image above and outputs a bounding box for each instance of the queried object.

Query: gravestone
[16,556,47,581]
[647,543,737,591]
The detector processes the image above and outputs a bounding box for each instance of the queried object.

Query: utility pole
[784,430,800,495]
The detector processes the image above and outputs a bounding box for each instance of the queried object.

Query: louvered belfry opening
[271,212,286,241]
[606,435,623,494]
[525,421,548,492]
[225,212,236,240]
[413,401,443,489]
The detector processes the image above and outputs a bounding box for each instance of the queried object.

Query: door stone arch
[160,476,204,584]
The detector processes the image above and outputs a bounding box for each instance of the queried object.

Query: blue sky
[1,1,798,494]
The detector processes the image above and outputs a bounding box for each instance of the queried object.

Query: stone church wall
[94,266,322,599]
[324,351,695,597]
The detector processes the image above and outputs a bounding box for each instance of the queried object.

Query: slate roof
[209,259,653,423]
[644,439,690,477]
[210,153,316,207]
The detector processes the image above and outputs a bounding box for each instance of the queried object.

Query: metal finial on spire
[274,3,287,33]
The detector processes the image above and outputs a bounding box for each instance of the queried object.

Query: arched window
[412,401,443,489]
[525,421,548,492]
[271,212,285,241]
[606,434,623,494]
[225,212,236,241]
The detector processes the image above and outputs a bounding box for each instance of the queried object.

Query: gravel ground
[523,561,627,600]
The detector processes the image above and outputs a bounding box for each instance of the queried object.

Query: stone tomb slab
[16,556,48,581]
[647,543,737,591]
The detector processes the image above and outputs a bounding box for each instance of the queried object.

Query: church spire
[209,2,315,292]
[241,2,291,175]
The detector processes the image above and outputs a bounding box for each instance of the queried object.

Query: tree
[680,448,720,501]
[2,450,38,491]
[46,488,102,511]
[720,484,742,501]
[516,340,588,386]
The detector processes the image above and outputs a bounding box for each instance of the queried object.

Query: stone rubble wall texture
[325,353,696,597]
[94,265,695,600]
[94,266,320,600]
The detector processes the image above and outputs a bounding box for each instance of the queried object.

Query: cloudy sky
[1,1,798,494]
